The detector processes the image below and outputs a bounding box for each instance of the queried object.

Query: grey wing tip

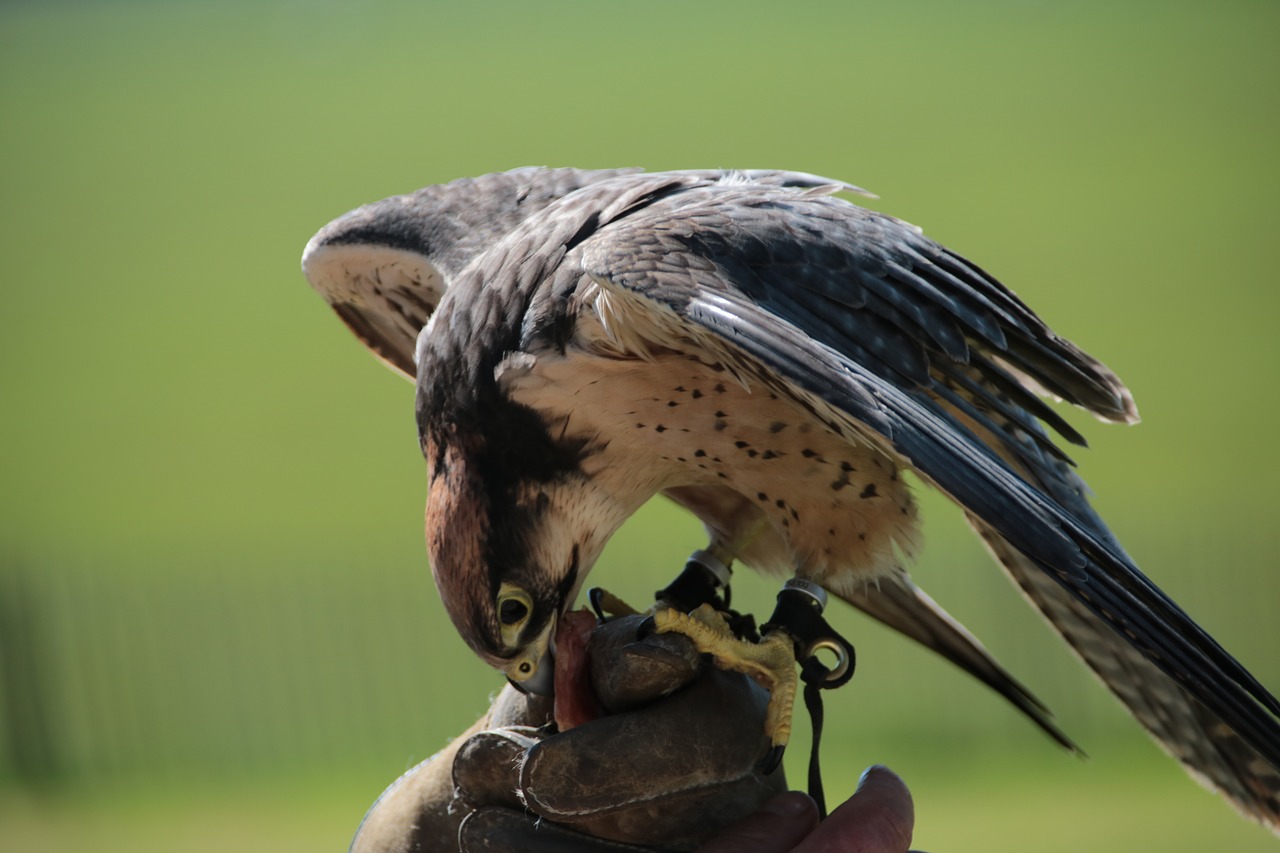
[1068,340,1140,425]
[770,169,877,198]
[715,169,878,199]
[1085,359,1141,425]
[301,201,446,381]
[1115,381,1141,425]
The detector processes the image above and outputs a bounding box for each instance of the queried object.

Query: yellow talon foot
[652,604,798,750]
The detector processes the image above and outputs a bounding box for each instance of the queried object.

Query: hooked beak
[503,617,556,696]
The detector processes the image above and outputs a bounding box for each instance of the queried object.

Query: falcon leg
[589,549,736,622]
[649,578,856,773]
[649,604,798,751]
[654,548,734,613]
[657,518,770,614]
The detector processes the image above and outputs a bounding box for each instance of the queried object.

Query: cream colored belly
[502,350,921,594]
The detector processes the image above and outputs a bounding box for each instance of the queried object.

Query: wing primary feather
[927,250,1037,335]
[933,249,1082,340]
[885,249,1008,343]
[1023,545,1280,764]
[934,361,1083,456]
[966,350,1090,447]
[870,382,1280,755]
[927,376,1075,468]
[923,248,1132,420]
[974,522,1280,826]
[881,257,1005,349]
[999,331,1130,418]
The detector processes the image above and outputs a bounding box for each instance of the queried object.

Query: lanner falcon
[302,166,1280,831]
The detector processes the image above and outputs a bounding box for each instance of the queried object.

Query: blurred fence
[0,557,495,787]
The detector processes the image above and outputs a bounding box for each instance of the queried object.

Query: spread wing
[302,167,649,377]
[574,178,1280,828]
[301,167,865,379]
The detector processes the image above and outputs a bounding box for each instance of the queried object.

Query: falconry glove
[349,615,784,852]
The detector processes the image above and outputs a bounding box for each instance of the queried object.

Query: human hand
[350,612,787,851]
[349,611,917,852]
[457,763,917,853]
[699,765,916,853]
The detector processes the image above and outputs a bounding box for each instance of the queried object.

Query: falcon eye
[496,582,535,648]
[500,599,529,626]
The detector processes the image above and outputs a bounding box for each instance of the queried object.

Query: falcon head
[422,428,602,696]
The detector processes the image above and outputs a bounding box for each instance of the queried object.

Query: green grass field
[1,1,1278,850]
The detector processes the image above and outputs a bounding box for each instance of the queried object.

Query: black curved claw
[757,743,786,775]
[635,614,658,641]
[587,587,609,622]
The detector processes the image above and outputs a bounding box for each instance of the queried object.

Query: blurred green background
[1,0,1277,850]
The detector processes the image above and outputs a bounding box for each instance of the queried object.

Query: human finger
[793,765,914,853]
[452,727,544,811]
[695,791,820,853]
